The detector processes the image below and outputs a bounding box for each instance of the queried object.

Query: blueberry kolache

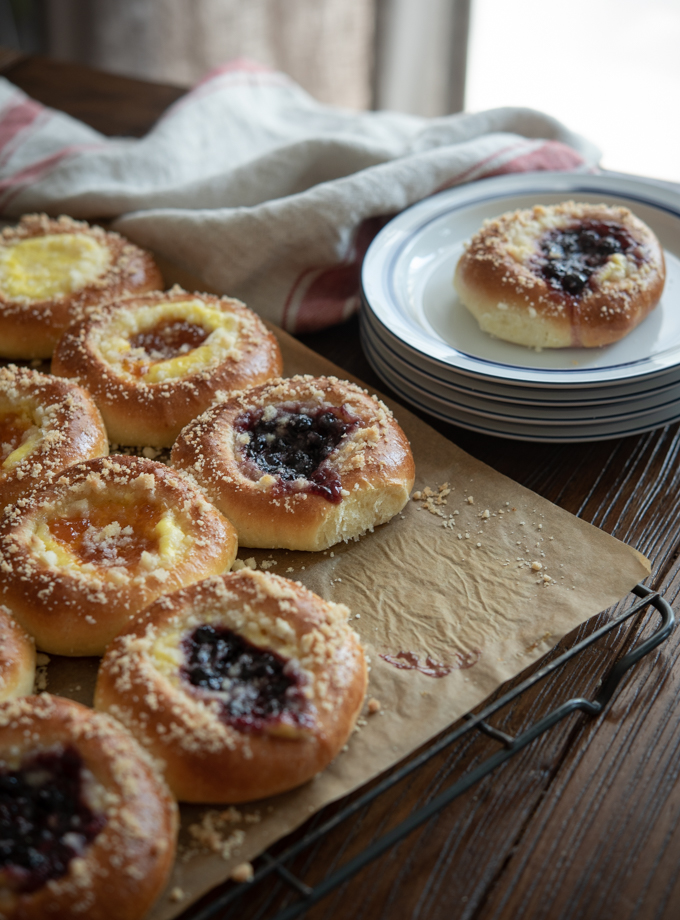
[94,570,368,803]
[171,375,415,551]
[0,365,108,510]
[453,201,666,348]
[0,455,238,656]
[52,285,283,447]
[0,214,163,360]
[0,694,177,920]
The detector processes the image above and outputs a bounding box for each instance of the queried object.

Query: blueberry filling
[182,625,311,732]
[0,746,105,893]
[534,220,636,296]
[235,404,359,503]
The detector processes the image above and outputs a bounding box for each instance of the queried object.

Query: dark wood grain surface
[2,53,185,138]
[2,52,678,920]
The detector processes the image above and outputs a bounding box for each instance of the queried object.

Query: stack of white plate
[360,172,680,442]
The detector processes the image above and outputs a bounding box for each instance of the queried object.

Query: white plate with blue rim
[361,171,680,391]
[366,342,680,443]
[361,322,680,425]
[360,300,680,407]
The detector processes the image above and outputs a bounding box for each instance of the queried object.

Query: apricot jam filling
[124,319,210,376]
[181,624,312,733]
[0,746,105,894]
[46,501,164,568]
[99,299,240,383]
[235,404,359,502]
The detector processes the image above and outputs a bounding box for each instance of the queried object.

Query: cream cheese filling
[0,400,51,472]
[97,300,241,383]
[0,234,111,302]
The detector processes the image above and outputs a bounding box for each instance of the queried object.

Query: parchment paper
[40,261,650,919]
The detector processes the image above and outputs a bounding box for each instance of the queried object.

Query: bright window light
[466,0,680,182]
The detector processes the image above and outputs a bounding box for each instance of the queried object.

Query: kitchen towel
[0,60,600,332]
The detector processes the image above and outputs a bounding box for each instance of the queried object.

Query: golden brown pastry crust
[0,214,163,360]
[94,570,368,803]
[52,286,283,447]
[0,365,108,511]
[0,694,177,920]
[0,606,35,702]
[453,201,666,348]
[171,375,415,551]
[0,455,238,656]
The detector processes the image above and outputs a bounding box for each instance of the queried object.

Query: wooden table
[3,53,680,920]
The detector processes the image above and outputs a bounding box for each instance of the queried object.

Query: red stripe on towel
[196,59,275,88]
[0,144,98,213]
[285,141,586,332]
[289,264,358,333]
[0,99,43,155]
[161,60,292,122]
[482,140,585,177]
[288,217,389,334]
[434,141,529,193]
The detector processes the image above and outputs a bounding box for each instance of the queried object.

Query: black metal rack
[182,583,675,920]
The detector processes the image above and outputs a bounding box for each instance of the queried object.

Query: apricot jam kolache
[95,570,368,803]
[0,365,108,511]
[0,695,177,920]
[0,214,163,360]
[0,606,35,703]
[0,455,238,656]
[171,375,415,551]
[453,201,666,348]
[52,285,283,447]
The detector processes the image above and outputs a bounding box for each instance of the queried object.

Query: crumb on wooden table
[231,862,254,884]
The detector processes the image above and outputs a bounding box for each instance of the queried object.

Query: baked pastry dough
[52,286,283,447]
[0,606,35,702]
[0,364,108,511]
[0,455,238,656]
[0,214,163,360]
[94,570,368,803]
[454,201,666,348]
[171,375,415,551]
[0,694,177,920]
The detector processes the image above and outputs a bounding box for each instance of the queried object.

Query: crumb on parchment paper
[411,482,451,517]
[413,481,559,588]
[34,653,50,692]
[231,557,257,572]
[184,807,262,862]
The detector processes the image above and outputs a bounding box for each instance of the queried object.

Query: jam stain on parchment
[379,648,481,678]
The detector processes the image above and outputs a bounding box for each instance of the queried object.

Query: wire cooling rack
[182,583,675,920]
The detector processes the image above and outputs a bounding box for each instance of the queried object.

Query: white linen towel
[0,61,599,332]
